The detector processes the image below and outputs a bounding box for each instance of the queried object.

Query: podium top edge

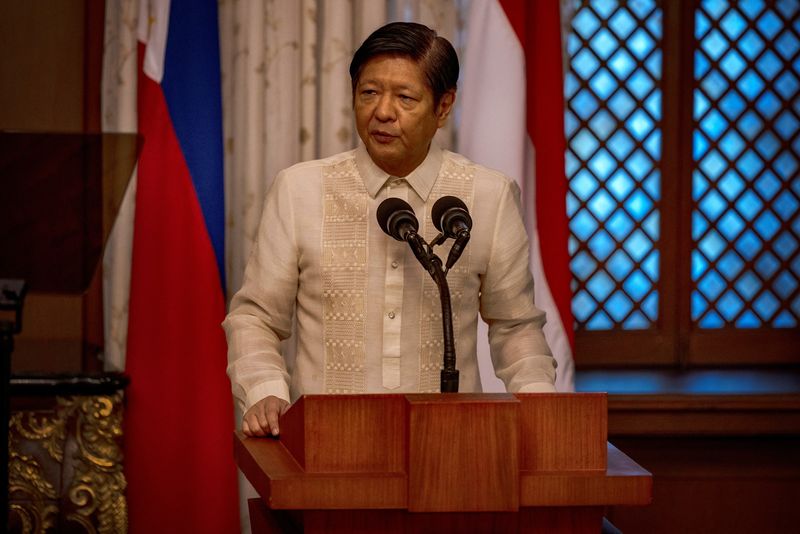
[297,392,607,401]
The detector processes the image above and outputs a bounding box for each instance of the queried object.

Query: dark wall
[1,1,105,373]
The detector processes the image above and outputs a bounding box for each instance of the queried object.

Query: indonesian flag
[461,0,575,391]
[125,0,239,531]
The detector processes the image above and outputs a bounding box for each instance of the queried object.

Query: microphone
[376,198,433,272]
[377,198,418,241]
[376,197,460,393]
[432,196,472,238]
[431,196,472,270]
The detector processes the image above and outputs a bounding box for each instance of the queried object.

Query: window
[565,0,799,366]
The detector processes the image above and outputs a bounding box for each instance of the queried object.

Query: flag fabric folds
[461,0,576,391]
[125,0,239,531]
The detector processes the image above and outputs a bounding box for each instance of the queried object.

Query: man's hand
[242,395,290,437]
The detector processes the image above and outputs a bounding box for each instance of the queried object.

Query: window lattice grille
[565,0,663,330]
[692,0,800,328]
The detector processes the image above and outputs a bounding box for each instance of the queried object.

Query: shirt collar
[356,142,443,201]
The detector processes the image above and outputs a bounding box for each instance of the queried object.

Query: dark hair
[349,22,459,105]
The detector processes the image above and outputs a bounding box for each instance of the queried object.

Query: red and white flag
[460,0,575,391]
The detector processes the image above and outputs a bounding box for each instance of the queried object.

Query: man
[224,22,557,437]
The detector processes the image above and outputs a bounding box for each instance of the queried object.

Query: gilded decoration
[8,393,127,534]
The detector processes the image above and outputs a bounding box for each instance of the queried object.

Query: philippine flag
[460,0,576,391]
[125,0,239,531]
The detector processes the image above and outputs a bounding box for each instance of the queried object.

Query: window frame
[571,0,800,368]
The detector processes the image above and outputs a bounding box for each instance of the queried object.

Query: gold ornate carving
[8,393,128,533]
[64,395,128,533]
[8,447,58,533]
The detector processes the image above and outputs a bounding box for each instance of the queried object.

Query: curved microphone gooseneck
[376,198,459,392]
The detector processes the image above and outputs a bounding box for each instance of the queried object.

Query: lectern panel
[281,395,407,473]
[407,394,519,512]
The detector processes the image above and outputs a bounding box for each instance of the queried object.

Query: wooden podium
[235,393,652,533]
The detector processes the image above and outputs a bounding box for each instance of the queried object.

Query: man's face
[354,55,455,178]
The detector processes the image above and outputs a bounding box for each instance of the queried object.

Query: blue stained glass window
[739,29,765,60]
[590,230,617,260]
[719,171,745,200]
[719,131,746,159]
[567,0,662,331]
[610,9,636,38]
[607,130,635,159]
[718,211,746,240]
[737,111,763,140]
[775,30,799,59]
[627,149,654,180]
[627,70,656,99]
[608,249,635,279]
[645,91,662,120]
[608,90,637,119]
[698,270,727,300]
[757,10,782,39]
[571,251,597,281]
[720,50,747,79]
[702,29,728,60]
[588,190,617,220]
[737,70,765,100]
[588,109,617,140]
[591,28,619,59]
[702,70,731,99]
[718,250,745,280]
[587,271,616,301]
[693,1,800,329]
[720,90,747,120]
[574,8,601,38]
[609,49,637,79]
[590,69,618,100]
[756,50,783,81]
[721,9,747,39]
[775,111,799,140]
[591,0,617,19]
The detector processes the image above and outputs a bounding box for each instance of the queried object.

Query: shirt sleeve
[223,170,297,411]
[479,179,557,393]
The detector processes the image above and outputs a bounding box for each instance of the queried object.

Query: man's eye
[399,95,414,102]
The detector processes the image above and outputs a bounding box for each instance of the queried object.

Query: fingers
[266,399,281,436]
[242,396,288,437]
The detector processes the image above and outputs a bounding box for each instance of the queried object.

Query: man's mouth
[371,130,397,143]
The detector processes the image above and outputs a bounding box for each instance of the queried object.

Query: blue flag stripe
[161,0,226,289]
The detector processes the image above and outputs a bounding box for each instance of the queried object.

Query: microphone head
[431,196,472,237]
[377,197,419,241]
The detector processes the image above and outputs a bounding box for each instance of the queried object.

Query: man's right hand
[242,395,290,437]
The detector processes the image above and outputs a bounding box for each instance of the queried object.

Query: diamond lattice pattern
[566,0,663,330]
[693,0,800,328]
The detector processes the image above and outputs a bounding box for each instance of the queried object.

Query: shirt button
[391,260,399,269]
[388,311,396,319]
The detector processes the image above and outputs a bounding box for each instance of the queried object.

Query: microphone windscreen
[431,196,470,233]
[377,197,416,236]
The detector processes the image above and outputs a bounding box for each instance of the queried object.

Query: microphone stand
[407,233,459,393]
[429,255,459,392]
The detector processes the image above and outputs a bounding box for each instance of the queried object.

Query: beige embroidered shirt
[224,143,557,411]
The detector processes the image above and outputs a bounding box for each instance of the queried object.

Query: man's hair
[349,22,459,106]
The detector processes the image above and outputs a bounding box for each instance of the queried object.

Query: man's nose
[374,94,396,121]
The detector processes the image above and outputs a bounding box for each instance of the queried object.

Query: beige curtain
[101,0,138,373]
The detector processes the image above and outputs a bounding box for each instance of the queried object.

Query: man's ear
[436,90,457,128]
